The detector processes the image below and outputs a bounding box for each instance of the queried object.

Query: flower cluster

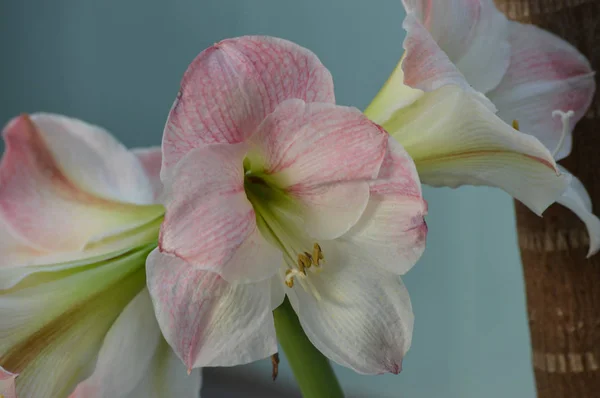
[0,0,595,396]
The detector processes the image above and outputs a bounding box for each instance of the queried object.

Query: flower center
[243,165,326,295]
[284,242,324,288]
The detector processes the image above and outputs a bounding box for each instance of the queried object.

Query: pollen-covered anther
[512,119,520,131]
[297,253,312,274]
[285,268,304,288]
[312,243,324,267]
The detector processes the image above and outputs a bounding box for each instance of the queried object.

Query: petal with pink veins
[250,99,388,240]
[487,21,595,161]
[0,115,163,253]
[159,143,281,283]
[341,138,428,275]
[146,249,278,369]
[162,36,335,178]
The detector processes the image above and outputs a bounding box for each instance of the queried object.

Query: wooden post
[494,1,600,396]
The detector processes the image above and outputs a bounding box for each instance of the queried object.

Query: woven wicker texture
[494,0,600,396]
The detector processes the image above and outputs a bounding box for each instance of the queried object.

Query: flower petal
[29,114,155,204]
[126,340,202,398]
[341,138,428,275]
[0,246,151,354]
[402,0,510,94]
[0,115,163,252]
[0,257,147,398]
[401,13,471,94]
[70,289,201,398]
[364,60,425,126]
[555,167,600,257]
[384,85,569,216]
[251,99,388,240]
[146,249,278,369]
[133,147,164,201]
[162,35,335,178]
[159,143,281,282]
[0,214,161,272]
[69,289,162,398]
[286,241,413,374]
[487,21,595,160]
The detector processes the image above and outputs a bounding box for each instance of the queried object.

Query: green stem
[273,298,345,398]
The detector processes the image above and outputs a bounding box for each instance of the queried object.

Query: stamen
[285,269,304,287]
[297,253,312,274]
[512,119,520,131]
[551,110,574,158]
[284,242,325,291]
[312,243,324,267]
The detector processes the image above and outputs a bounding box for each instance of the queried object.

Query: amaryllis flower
[0,115,201,397]
[147,36,427,375]
[366,0,599,255]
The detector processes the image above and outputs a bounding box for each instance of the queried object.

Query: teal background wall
[0,1,536,396]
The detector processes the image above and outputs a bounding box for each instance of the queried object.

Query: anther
[512,120,520,131]
[312,243,324,267]
[297,253,312,274]
[285,268,304,288]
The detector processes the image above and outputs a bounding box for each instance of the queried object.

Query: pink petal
[0,116,163,252]
[146,249,278,369]
[133,147,163,201]
[401,14,470,94]
[159,143,281,283]
[487,21,595,160]
[162,36,335,179]
[342,138,428,275]
[251,99,388,240]
[402,0,510,94]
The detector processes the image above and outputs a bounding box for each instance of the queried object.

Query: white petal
[126,341,202,398]
[402,0,510,94]
[30,114,154,205]
[384,85,569,216]
[0,246,150,353]
[556,167,600,257]
[146,249,278,369]
[1,263,147,398]
[286,241,413,374]
[487,21,595,160]
[69,289,162,398]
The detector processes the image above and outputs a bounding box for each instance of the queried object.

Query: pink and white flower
[366,0,598,255]
[0,115,201,397]
[147,36,427,375]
